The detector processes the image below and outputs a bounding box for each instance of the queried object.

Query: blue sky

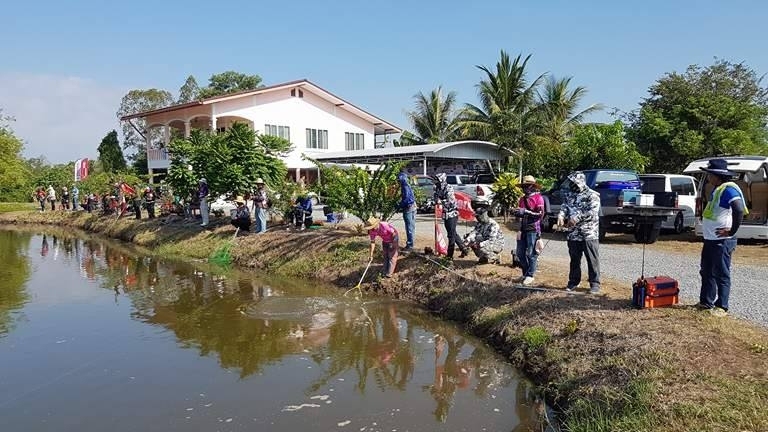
[1,0,767,162]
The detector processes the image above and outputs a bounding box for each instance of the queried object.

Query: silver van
[683,156,768,240]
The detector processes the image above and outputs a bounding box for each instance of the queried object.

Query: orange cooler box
[632,276,679,309]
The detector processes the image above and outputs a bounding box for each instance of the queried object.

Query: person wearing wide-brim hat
[697,158,748,316]
[513,175,546,286]
[231,195,251,233]
[253,178,269,233]
[364,216,400,278]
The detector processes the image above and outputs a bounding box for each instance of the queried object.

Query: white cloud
[0,74,127,164]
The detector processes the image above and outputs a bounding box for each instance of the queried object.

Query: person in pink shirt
[514,175,545,286]
[365,217,399,278]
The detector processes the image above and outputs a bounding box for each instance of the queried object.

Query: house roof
[120,79,402,134]
[313,141,510,164]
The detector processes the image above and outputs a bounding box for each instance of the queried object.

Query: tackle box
[632,276,679,309]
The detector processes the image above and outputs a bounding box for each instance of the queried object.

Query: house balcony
[148,148,170,170]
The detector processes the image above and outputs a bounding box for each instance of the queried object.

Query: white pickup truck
[441,173,500,215]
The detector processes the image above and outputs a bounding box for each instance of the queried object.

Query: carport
[313,140,520,178]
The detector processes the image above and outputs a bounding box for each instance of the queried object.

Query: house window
[306,128,328,149]
[264,124,290,140]
[345,132,364,150]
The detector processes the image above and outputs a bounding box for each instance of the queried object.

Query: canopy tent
[313,140,519,177]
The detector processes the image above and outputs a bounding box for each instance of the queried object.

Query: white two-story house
[121,79,401,183]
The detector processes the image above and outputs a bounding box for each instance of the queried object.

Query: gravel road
[388,214,768,327]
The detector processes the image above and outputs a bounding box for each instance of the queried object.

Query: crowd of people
[32,157,745,312]
[363,167,601,290]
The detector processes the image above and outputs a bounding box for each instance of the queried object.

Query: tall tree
[177,75,200,103]
[97,130,127,173]
[198,71,263,99]
[405,86,460,144]
[116,88,174,173]
[458,51,545,149]
[166,123,289,198]
[0,115,31,202]
[626,59,768,173]
[535,76,603,146]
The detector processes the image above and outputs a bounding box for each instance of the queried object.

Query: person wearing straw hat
[697,158,748,316]
[253,178,269,233]
[364,216,400,278]
[513,175,546,285]
[231,196,251,233]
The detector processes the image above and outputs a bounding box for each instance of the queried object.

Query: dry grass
[2,209,767,431]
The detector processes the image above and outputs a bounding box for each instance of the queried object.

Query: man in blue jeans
[698,159,747,317]
[398,169,416,252]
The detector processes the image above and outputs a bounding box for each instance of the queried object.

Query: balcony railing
[148,148,169,161]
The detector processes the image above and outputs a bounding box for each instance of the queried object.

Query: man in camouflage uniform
[464,208,505,264]
[557,171,601,293]
[433,173,469,260]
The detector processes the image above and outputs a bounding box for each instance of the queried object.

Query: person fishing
[132,192,142,219]
[231,196,251,233]
[513,175,545,285]
[290,195,313,230]
[36,187,46,212]
[433,173,469,261]
[71,184,79,211]
[252,178,269,233]
[557,171,601,294]
[198,178,210,227]
[46,185,57,211]
[143,187,156,219]
[364,217,399,278]
[463,207,505,264]
[697,158,747,316]
[61,187,70,210]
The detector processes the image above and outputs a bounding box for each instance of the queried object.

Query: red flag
[454,191,475,221]
[120,183,136,195]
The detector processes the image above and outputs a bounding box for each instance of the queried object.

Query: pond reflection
[0,230,31,337]
[0,229,548,432]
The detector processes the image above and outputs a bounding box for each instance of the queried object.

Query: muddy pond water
[0,229,548,431]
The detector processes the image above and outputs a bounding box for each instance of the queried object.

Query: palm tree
[534,76,603,145]
[458,51,546,148]
[405,86,460,144]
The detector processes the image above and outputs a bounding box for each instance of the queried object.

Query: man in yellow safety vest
[698,159,748,316]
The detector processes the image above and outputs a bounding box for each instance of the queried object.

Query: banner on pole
[74,158,89,182]
[434,205,448,255]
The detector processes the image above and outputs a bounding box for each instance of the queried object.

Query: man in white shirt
[698,159,748,316]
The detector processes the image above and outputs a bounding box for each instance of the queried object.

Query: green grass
[0,202,36,213]
[521,326,551,349]
[565,378,656,432]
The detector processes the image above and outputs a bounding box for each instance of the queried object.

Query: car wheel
[673,212,684,235]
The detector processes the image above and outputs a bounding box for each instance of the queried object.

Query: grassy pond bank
[1,210,767,432]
